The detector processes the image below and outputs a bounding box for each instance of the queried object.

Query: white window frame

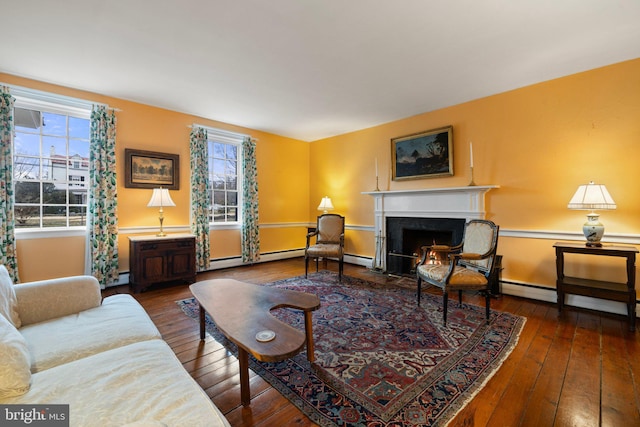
[11,86,94,239]
[200,126,246,230]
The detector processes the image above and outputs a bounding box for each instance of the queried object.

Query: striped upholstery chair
[416,219,499,324]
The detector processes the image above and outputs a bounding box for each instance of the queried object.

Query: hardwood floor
[104,259,640,426]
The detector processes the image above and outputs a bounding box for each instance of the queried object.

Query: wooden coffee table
[189,279,320,406]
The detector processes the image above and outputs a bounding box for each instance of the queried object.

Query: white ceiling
[2,1,640,141]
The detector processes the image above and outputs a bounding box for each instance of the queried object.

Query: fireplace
[363,185,498,272]
[386,217,465,276]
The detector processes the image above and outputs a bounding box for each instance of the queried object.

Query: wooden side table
[129,234,196,293]
[554,242,638,331]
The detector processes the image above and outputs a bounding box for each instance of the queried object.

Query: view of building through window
[208,138,239,223]
[13,106,90,228]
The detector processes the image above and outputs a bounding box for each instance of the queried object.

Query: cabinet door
[140,244,167,282]
[170,250,195,278]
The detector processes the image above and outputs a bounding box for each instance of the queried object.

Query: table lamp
[567,181,616,247]
[317,196,334,214]
[147,187,176,237]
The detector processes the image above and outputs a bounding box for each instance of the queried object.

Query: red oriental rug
[177,271,525,426]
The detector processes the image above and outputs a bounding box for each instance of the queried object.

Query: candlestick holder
[468,166,476,186]
[375,175,380,191]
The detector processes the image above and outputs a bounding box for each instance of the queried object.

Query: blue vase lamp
[567,181,616,247]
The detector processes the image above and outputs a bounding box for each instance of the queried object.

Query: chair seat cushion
[306,244,342,258]
[417,264,488,289]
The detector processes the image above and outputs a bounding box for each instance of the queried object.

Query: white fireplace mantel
[362,185,499,270]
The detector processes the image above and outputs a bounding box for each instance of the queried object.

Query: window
[205,129,243,224]
[12,93,91,229]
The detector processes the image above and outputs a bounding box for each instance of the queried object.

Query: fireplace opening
[386,217,465,276]
[404,229,452,265]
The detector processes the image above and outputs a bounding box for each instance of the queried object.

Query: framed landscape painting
[124,149,180,190]
[391,126,453,181]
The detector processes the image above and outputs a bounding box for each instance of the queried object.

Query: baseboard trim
[110,253,639,319]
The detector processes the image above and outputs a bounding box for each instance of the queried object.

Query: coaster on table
[255,330,276,342]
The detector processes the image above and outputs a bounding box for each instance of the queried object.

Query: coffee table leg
[238,347,251,406]
[199,304,205,340]
[304,311,315,362]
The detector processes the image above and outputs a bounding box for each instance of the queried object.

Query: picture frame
[124,149,180,190]
[391,126,453,181]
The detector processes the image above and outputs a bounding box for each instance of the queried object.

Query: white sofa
[0,266,230,427]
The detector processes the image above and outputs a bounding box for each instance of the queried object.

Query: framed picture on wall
[391,126,453,181]
[124,149,180,190]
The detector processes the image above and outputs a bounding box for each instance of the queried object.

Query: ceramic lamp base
[582,212,604,247]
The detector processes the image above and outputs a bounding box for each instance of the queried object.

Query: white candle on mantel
[375,157,378,177]
[469,142,474,168]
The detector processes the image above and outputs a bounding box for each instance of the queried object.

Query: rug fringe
[442,315,528,426]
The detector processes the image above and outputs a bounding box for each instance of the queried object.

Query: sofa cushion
[20,294,161,372]
[1,340,230,427]
[0,265,21,328]
[0,314,31,397]
[14,275,102,326]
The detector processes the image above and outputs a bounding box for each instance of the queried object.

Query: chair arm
[453,252,484,260]
[306,230,319,249]
[14,276,102,326]
[417,243,462,265]
[451,245,496,261]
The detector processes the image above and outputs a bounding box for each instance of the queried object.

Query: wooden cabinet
[554,242,638,331]
[129,234,196,293]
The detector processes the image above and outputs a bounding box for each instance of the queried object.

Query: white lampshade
[568,181,616,210]
[147,188,176,208]
[317,196,334,214]
[567,181,616,247]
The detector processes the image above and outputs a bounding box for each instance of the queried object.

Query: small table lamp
[568,181,616,247]
[317,196,334,214]
[147,187,176,237]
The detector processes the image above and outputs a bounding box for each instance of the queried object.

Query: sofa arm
[15,276,102,326]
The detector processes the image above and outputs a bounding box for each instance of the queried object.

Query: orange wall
[1,73,310,282]
[310,58,640,289]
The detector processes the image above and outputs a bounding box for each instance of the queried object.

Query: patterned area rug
[177,271,525,426]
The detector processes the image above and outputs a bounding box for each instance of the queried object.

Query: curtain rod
[187,124,257,141]
[1,82,121,111]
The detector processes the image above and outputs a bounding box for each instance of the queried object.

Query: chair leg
[458,290,463,306]
[417,278,422,306]
[305,256,309,278]
[339,258,343,282]
[443,291,448,325]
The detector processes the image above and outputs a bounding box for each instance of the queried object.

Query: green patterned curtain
[87,106,119,288]
[241,136,260,263]
[0,87,19,282]
[190,127,210,271]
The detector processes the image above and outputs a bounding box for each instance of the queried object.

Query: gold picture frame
[124,149,179,190]
[391,126,453,181]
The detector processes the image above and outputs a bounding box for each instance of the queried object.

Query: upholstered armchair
[416,219,499,324]
[305,214,345,281]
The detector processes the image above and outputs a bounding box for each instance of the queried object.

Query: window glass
[206,133,242,224]
[13,105,90,229]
